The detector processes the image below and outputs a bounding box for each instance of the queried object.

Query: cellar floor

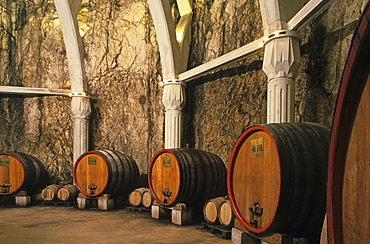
[0,205,230,244]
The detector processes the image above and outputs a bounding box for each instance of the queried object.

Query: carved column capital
[263,32,301,80]
[71,96,91,119]
[162,81,186,111]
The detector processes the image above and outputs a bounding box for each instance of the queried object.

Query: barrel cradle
[73,150,139,198]
[327,2,370,243]
[148,148,227,207]
[0,152,48,196]
[228,122,330,238]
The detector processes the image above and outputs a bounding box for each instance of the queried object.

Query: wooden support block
[15,196,31,206]
[151,204,171,219]
[98,198,114,211]
[77,197,89,209]
[171,207,193,225]
[232,228,260,244]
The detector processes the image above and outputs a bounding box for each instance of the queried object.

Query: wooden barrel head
[41,185,61,201]
[128,188,146,206]
[219,200,234,228]
[149,151,180,206]
[327,2,370,243]
[342,77,370,242]
[228,128,280,233]
[0,153,25,195]
[74,152,109,197]
[141,190,153,208]
[203,200,219,224]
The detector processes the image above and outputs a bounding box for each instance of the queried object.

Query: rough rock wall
[296,0,366,125]
[0,0,163,185]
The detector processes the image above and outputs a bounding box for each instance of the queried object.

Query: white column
[259,0,304,123]
[263,32,300,123]
[71,96,91,163]
[148,0,192,148]
[162,80,186,149]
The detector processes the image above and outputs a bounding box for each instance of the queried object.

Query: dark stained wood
[228,123,330,237]
[327,3,370,244]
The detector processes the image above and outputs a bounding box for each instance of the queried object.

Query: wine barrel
[327,3,370,243]
[41,184,61,201]
[148,148,227,207]
[0,152,48,195]
[203,196,228,224]
[57,185,79,202]
[218,198,235,229]
[228,122,330,237]
[128,187,147,207]
[73,150,139,197]
[141,189,153,208]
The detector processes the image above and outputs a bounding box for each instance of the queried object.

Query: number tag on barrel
[88,157,97,165]
[162,157,171,167]
[251,137,264,158]
[0,158,10,166]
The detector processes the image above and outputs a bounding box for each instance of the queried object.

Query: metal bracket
[263,29,301,45]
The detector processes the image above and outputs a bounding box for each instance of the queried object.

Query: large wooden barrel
[148,148,227,207]
[41,184,62,201]
[228,122,330,238]
[73,150,139,197]
[0,152,48,195]
[327,3,370,243]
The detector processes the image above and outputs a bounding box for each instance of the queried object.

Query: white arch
[54,0,91,164]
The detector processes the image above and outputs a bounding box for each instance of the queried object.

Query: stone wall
[0,0,367,184]
[0,0,163,185]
